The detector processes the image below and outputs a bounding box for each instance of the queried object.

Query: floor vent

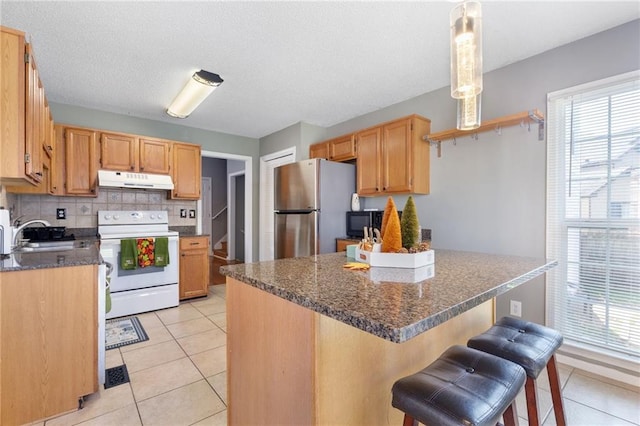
[104,364,130,389]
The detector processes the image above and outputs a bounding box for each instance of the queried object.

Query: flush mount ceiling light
[166,70,223,119]
[450,1,482,130]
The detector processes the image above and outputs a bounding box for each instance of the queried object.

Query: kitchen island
[221,250,556,425]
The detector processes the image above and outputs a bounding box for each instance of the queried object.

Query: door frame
[200,176,213,256]
[228,171,245,262]
[197,150,253,263]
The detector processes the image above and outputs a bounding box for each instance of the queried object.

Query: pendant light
[450,1,482,130]
[457,93,482,130]
[450,1,482,99]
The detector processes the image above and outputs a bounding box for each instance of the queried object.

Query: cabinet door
[309,142,329,160]
[101,132,138,172]
[382,118,413,193]
[356,127,382,196]
[43,101,54,158]
[0,29,26,184]
[139,138,171,174]
[329,135,356,161]
[24,48,42,183]
[179,237,210,300]
[171,143,201,200]
[65,127,98,196]
[1,265,98,425]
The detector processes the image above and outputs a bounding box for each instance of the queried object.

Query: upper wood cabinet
[100,132,172,174]
[0,27,49,186]
[355,126,382,195]
[356,115,431,196]
[100,132,138,172]
[139,137,172,174]
[309,134,356,162]
[65,127,99,196]
[170,142,201,200]
[309,142,329,160]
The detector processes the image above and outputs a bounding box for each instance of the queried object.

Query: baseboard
[556,347,640,390]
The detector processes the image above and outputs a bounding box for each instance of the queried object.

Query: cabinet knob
[130,166,135,170]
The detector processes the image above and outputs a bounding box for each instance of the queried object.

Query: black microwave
[346,210,401,238]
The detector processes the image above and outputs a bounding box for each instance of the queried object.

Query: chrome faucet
[12,219,52,248]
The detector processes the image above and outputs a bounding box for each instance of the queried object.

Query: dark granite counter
[221,250,557,343]
[0,242,103,272]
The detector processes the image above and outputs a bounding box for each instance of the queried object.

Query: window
[546,71,640,362]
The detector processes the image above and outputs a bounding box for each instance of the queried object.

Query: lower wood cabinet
[336,238,360,252]
[179,236,210,300]
[0,265,98,425]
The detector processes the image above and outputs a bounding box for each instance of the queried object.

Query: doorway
[198,151,253,264]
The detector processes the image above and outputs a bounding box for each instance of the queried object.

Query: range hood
[98,170,174,190]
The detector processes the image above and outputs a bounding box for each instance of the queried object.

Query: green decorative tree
[400,196,420,249]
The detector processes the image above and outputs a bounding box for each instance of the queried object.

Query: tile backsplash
[10,188,197,228]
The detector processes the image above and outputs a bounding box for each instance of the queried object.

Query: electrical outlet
[56,208,66,220]
[180,209,187,218]
[510,300,522,317]
[189,209,196,218]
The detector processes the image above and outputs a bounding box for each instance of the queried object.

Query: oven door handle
[104,261,114,278]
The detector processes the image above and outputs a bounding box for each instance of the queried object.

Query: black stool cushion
[391,345,526,426]
[467,316,563,379]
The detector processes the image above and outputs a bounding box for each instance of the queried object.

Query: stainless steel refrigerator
[274,158,356,259]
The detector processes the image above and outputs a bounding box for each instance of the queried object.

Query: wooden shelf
[424,109,545,157]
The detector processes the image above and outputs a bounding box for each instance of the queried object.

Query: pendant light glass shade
[167,70,223,118]
[457,93,481,130]
[450,1,482,99]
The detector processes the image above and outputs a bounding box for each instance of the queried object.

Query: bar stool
[467,316,566,426]
[391,345,526,426]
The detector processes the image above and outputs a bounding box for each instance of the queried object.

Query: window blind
[547,71,640,360]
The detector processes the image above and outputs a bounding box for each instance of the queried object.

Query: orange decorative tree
[381,197,402,253]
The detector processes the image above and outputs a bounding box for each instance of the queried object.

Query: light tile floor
[35,284,639,425]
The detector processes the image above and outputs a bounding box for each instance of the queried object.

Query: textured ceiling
[2,1,639,139]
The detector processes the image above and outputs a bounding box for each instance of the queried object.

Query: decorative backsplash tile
[12,188,197,228]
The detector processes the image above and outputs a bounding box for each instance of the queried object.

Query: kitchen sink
[16,240,94,252]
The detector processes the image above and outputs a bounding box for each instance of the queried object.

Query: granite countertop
[220,250,557,343]
[0,241,103,272]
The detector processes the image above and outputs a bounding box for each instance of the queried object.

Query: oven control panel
[98,210,168,225]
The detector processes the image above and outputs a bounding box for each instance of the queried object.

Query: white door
[259,148,296,261]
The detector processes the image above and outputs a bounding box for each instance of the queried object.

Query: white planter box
[355,248,435,269]
[369,263,435,283]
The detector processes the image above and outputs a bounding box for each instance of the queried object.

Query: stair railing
[212,205,228,221]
